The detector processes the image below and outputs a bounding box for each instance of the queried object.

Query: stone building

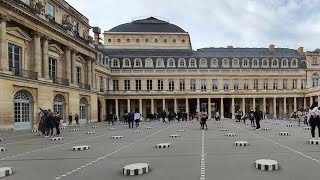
[0,0,320,130]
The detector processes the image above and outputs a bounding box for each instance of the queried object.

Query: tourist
[307,102,320,140]
[54,111,61,136]
[215,111,220,125]
[68,113,73,126]
[304,108,309,126]
[46,109,55,137]
[249,109,255,128]
[134,111,141,128]
[128,110,134,128]
[107,112,114,125]
[254,108,262,130]
[161,110,167,123]
[38,108,47,136]
[75,113,79,125]
[200,111,208,130]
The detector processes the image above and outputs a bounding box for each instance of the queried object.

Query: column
[253,98,256,109]
[304,97,307,109]
[0,14,9,71]
[242,98,246,114]
[42,36,49,80]
[115,99,119,118]
[87,58,92,88]
[283,97,287,118]
[263,97,267,114]
[220,98,224,119]
[174,98,178,113]
[139,99,143,115]
[127,99,131,112]
[71,50,77,85]
[293,97,297,112]
[151,99,154,114]
[231,98,235,119]
[273,98,277,118]
[64,47,71,85]
[33,32,42,77]
[91,60,96,89]
[186,98,189,114]
[197,98,200,113]
[162,99,166,111]
[208,98,212,119]
[310,96,313,106]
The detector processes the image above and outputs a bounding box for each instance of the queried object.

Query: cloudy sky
[66,0,320,51]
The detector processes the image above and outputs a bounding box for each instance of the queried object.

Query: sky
[66,0,320,51]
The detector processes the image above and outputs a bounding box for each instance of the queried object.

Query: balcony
[9,67,38,80]
[79,83,91,90]
[50,76,69,86]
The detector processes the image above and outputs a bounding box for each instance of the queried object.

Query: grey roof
[109,17,186,33]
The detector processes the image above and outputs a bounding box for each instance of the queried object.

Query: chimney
[298,47,304,55]
[227,45,233,48]
[269,44,275,53]
[92,27,101,45]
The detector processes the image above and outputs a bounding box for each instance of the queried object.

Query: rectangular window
[273,79,278,90]
[135,80,141,91]
[312,57,318,65]
[283,79,288,89]
[158,80,163,91]
[73,20,79,33]
[263,79,268,90]
[48,57,57,78]
[169,80,174,92]
[76,67,81,85]
[179,79,185,92]
[212,79,218,91]
[223,79,229,90]
[234,79,239,91]
[254,79,258,90]
[293,79,297,89]
[244,79,249,90]
[100,77,104,92]
[301,79,306,89]
[201,79,207,92]
[124,80,130,91]
[8,43,21,69]
[47,3,55,19]
[113,80,119,91]
[147,80,152,91]
[190,79,196,92]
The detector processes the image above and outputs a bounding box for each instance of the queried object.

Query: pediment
[6,27,32,41]
[76,55,86,64]
[49,44,64,55]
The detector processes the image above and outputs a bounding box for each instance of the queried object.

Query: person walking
[161,110,167,123]
[200,111,208,130]
[307,102,320,140]
[54,111,61,136]
[215,111,220,125]
[107,112,114,125]
[38,108,47,136]
[254,108,262,130]
[134,111,141,128]
[75,113,79,125]
[46,109,55,137]
[68,113,73,126]
[128,110,134,128]
[249,109,255,128]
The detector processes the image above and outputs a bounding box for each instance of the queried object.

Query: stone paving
[0,119,319,180]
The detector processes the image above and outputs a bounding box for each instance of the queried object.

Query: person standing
[75,113,79,125]
[128,110,134,128]
[46,109,55,137]
[215,111,220,125]
[307,102,320,140]
[200,111,208,130]
[250,109,255,128]
[254,108,262,130]
[68,113,73,126]
[134,111,141,128]
[107,112,114,125]
[54,111,61,136]
[161,110,167,123]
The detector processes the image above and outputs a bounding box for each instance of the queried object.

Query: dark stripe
[134,169,139,175]
[258,164,261,169]
[272,164,276,170]
[127,169,130,175]
[143,167,147,173]
[265,165,269,171]
[5,170,9,176]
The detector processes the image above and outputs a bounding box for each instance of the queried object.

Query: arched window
[291,59,298,67]
[156,58,165,68]
[189,58,197,67]
[199,58,207,68]
[252,59,259,67]
[222,58,230,68]
[211,58,219,68]
[79,98,88,124]
[232,58,239,68]
[167,58,175,67]
[242,58,249,67]
[145,58,153,68]
[123,58,131,67]
[112,58,119,67]
[14,91,32,130]
[262,59,269,67]
[178,58,186,67]
[281,58,289,67]
[53,95,65,122]
[271,59,279,67]
[134,58,142,68]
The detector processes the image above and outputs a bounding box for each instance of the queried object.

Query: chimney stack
[227,45,233,48]
[92,27,101,45]
[298,47,304,55]
[269,44,275,53]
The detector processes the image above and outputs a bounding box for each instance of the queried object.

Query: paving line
[228,122,320,164]
[54,124,177,180]
[200,129,206,180]
[0,128,129,161]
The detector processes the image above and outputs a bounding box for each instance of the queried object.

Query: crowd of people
[37,108,62,137]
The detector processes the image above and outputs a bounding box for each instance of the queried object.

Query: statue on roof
[30,0,45,15]
[62,15,73,31]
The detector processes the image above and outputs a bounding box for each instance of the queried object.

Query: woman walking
[75,113,79,125]
[68,113,73,126]
[307,102,320,140]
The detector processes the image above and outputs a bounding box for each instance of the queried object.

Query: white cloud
[66,0,320,51]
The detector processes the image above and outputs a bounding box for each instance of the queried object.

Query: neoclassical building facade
[0,1,320,130]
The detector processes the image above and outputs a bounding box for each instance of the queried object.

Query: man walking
[128,110,134,128]
[254,108,262,130]
[107,112,114,125]
[134,111,141,128]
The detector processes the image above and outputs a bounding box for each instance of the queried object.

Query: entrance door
[14,91,32,130]
[79,98,87,124]
[98,100,102,122]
